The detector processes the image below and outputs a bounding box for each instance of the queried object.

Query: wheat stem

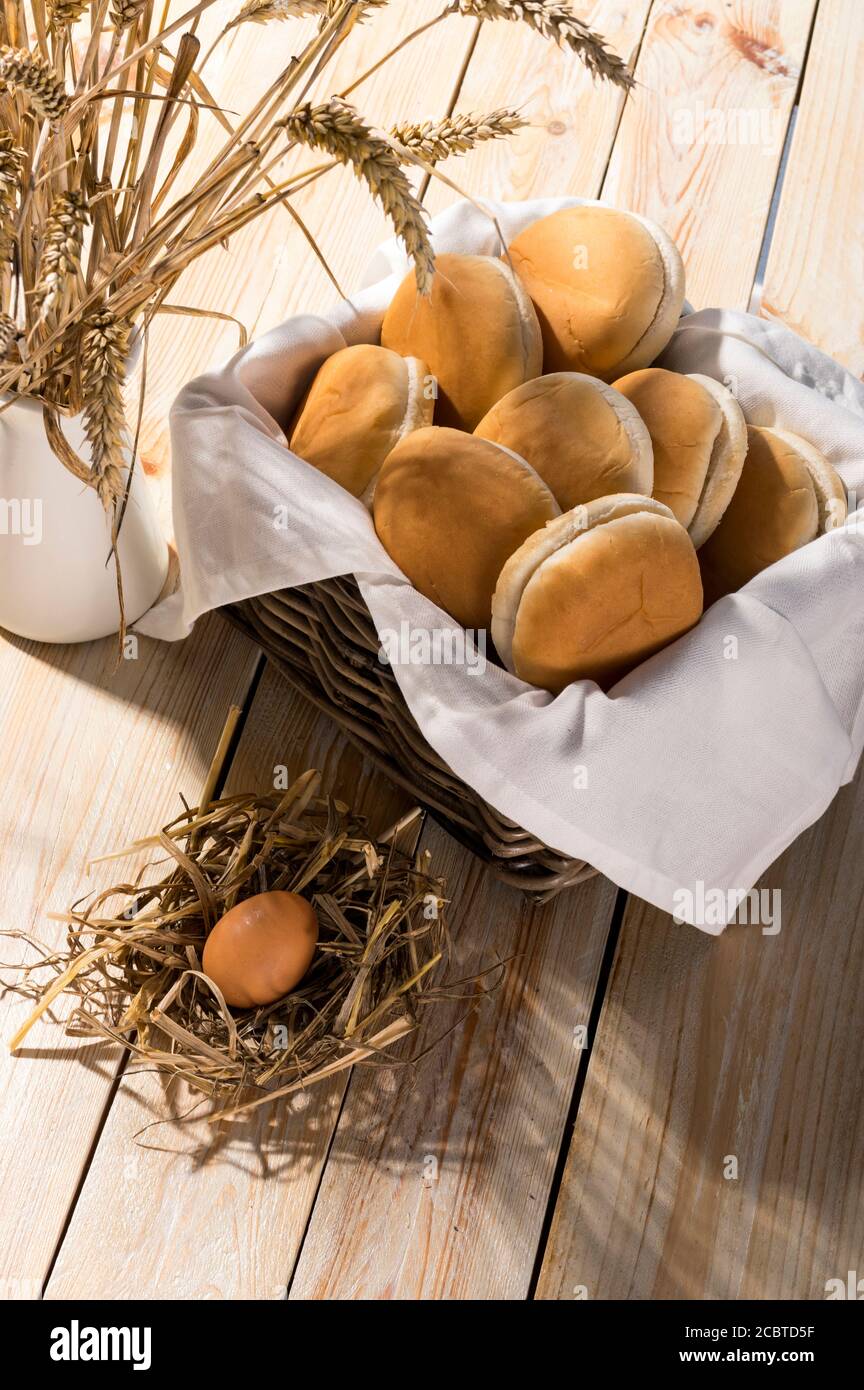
[339,9,449,100]
[63,0,220,129]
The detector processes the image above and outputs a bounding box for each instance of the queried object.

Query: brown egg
[202,891,318,1008]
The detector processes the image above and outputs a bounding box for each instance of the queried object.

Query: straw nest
[6,766,449,1123]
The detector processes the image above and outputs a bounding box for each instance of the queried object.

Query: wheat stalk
[282,98,435,291]
[454,0,634,89]
[110,0,147,28]
[392,108,526,164]
[0,133,25,265]
[323,0,388,20]
[47,0,89,27]
[225,0,327,28]
[33,192,89,324]
[0,48,71,122]
[81,309,131,509]
[225,0,384,33]
[0,312,17,357]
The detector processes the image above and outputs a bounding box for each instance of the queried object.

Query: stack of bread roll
[289,205,847,693]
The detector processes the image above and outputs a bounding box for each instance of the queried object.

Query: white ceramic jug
[0,396,168,643]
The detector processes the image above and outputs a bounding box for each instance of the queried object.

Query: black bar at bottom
[0,1295,859,1373]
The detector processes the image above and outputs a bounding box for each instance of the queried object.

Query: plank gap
[526,884,630,1300]
[748,0,821,312]
[597,0,658,195]
[39,1049,129,1300]
[283,1070,353,1300]
[210,648,268,800]
[748,105,799,313]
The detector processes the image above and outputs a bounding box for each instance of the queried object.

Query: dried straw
[5,764,450,1122]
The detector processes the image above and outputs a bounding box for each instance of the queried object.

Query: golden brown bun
[507,205,685,380]
[769,428,848,536]
[698,425,827,604]
[289,344,433,502]
[613,367,748,546]
[492,494,703,692]
[474,372,653,511]
[374,426,559,630]
[380,252,542,430]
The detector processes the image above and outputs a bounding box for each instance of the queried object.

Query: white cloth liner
[138,197,864,931]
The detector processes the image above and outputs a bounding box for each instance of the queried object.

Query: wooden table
[1,1,862,1301]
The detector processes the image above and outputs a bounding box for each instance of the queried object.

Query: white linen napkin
[138,197,864,930]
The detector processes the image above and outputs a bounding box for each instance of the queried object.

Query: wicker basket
[224,577,597,901]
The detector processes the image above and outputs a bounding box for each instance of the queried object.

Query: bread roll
[507,205,685,380]
[699,425,847,603]
[474,372,653,511]
[492,495,703,692]
[613,367,747,546]
[374,426,559,629]
[289,343,433,503]
[380,252,542,430]
[775,427,848,536]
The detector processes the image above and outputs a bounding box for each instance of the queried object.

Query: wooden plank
[43,2,479,1300]
[535,767,864,1300]
[423,2,652,215]
[0,616,258,1299]
[290,856,617,1300]
[538,0,864,1301]
[761,0,864,372]
[602,0,816,311]
[45,661,411,1300]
